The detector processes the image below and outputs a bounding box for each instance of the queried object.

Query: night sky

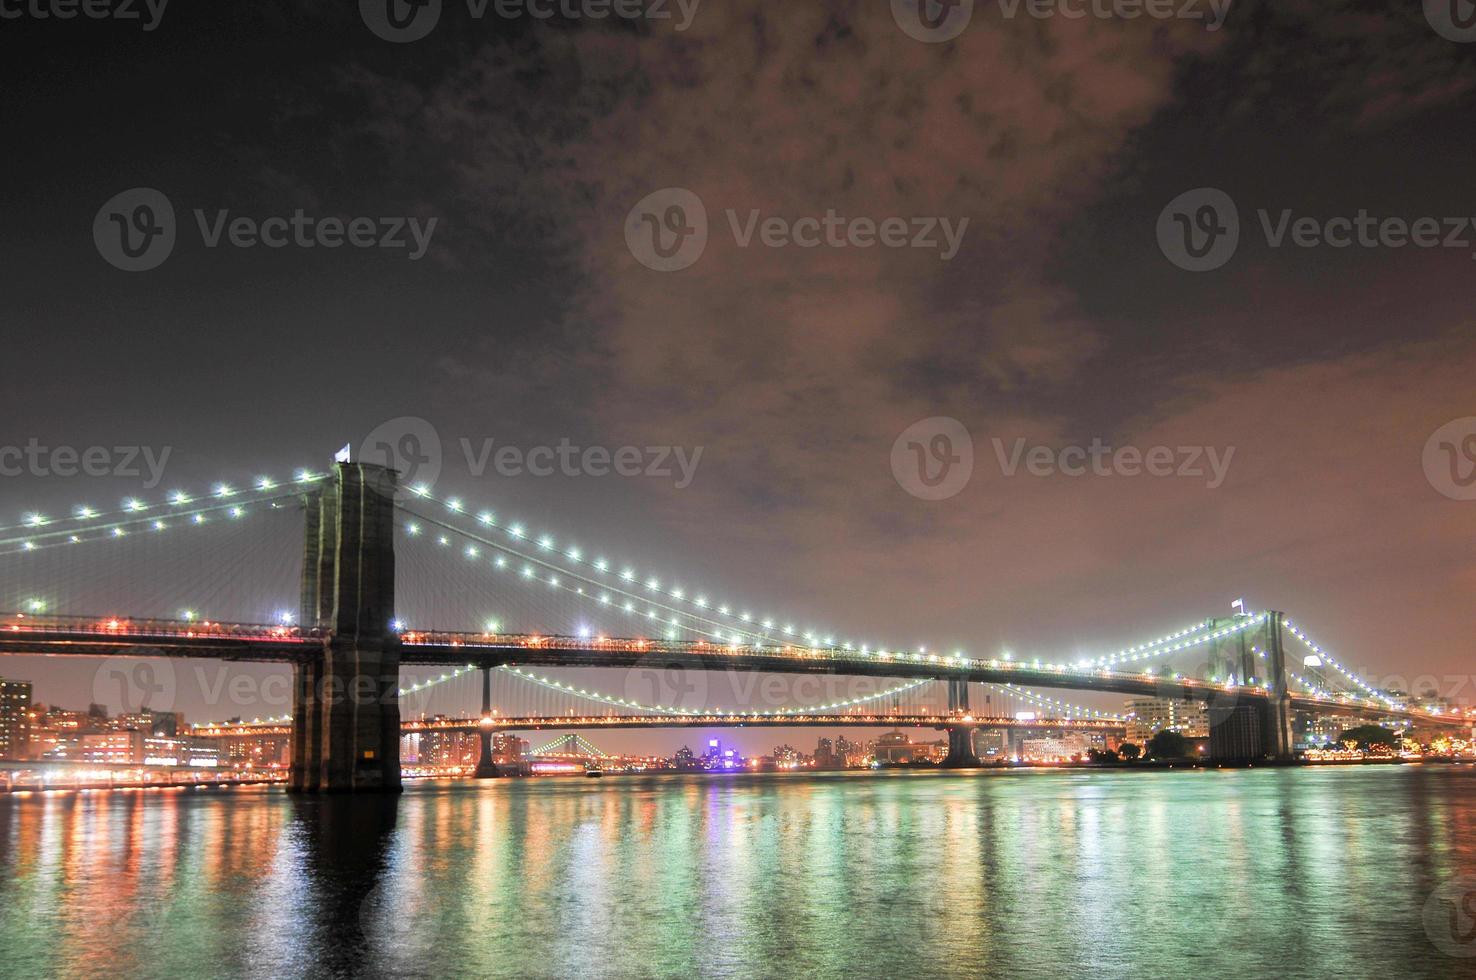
[2,1,1474,754]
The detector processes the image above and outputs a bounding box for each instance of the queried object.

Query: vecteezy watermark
[0,0,169,30]
[993,437,1235,488]
[94,188,439,272]
[625,187,970,272]
[624,667,920,716]
[891,0,975,42]
[1159,187,1476,272]
[1424,878,1476,958]
[359,0,700,43]
[357,417,704,489]
[93,655,178,714]
[892,417,975,501]
[891,0,1230,42]
[461,438,704,489]
[361,417,444,490]
[1423,418,1476,501]
[0,439,172,487]
[1426,0,1476,43]
[1156,187,1240,272]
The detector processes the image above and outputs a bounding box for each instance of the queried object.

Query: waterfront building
[0,678,33,760]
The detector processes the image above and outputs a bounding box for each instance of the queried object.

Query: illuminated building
[871,731,947,764]
[1019,733,1091,762]
[1125,697,1209,743]
[81,730,145,764]
[492,733,528,764]
[0,678,33,760]
[974,729,1008,758]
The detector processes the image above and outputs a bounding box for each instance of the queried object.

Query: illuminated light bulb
[112,527,126,538]
[215,484,234,498]
[494,557,507,569]
[447,498,464,512]
[69,535,81,543]
[437,536,449,546]
[77,506,97,519]
[152,521,166,531]
[406,523,421,536]
[229,506,244,518]
[486,620,500,633]
[477,512,495,526]
[646,578,659,591]
[124,498,146,512]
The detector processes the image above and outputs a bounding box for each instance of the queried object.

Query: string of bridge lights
[4,475,1406,718]
[498,667,935,718]
[1283,619,1401,708]
[397,489,1266,683]
[1,474,326,556]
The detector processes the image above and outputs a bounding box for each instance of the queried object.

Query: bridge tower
[1261,611,1295,760]
[289,462,402,794]
[1207,611,1296,763]
[941,678,981,768]
[474,666,500,778]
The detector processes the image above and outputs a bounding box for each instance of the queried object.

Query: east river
[2,766,1475,978]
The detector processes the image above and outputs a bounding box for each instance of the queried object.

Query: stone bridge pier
[941,678,981,768]
[289,462,402,794]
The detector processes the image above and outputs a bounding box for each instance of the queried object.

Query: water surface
[2,767,1474,978]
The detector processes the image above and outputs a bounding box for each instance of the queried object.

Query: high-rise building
[1125,696,1209,743]
[0,678,33,760]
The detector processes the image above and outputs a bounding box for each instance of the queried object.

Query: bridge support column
[474,667,499,778]
[1262,611,1295,761]
[941,678,980,768]
[289,462,403,794]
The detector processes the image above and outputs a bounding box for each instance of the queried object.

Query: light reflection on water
[2,767,1474,978]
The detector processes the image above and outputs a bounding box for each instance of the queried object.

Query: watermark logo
[627,188,970,272]
[1423,418,1476,501]
[0,0,169,30]
[93,189,438,271]
[623,659,711,714]
[1426,0,1476,43]
[1424,878,1476,957]
[625,187,708,272]
[1157,187,1240,272]
[891,0,974,42]
[0,439,172,487]
[360,0,442,42]
[360,416,444,489]
[1161,188,1476,271]
[892,417,974,500]
[92,655,177,714]
[94,188,176,272]
[357,418,704,489]
[993,437,1235,488]
[461,437,703,488]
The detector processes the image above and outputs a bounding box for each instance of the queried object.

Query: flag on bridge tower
[334,444,352,463]
[1231,598,1245,614]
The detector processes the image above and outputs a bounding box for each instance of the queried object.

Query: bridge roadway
[3,614,1464,730]
[191,714,1128,739]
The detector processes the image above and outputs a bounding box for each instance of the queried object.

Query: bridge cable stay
[394,492,1251,676]
[1,487,308,623]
